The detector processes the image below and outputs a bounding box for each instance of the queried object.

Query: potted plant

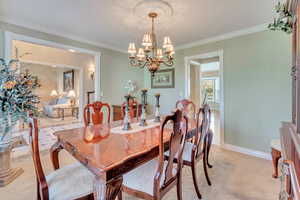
[0,59,40,186]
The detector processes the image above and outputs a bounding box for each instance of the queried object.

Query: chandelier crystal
[128,12,175,77]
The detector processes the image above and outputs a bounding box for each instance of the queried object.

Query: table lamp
[50,89,58,97]
[67,90,76,106]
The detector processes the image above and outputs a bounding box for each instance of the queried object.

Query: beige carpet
[1,146,279,200]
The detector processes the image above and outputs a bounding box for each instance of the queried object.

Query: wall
[145,30,292,153]
[13,40,92,106]
[0,21,144,106]
[20,63,58,104]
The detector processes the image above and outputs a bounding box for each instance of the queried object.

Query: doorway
[185,51,224,145]
[4,32,101,128]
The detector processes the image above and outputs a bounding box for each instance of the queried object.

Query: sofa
[43,97,73,118]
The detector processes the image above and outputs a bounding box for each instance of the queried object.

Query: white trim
[184,50,225,146]
[176,23,268,50]
[223,144,272,160]
[189,60,201,66]
[19,59,82,70]
[0,16,126,53]
[4,31,102,122]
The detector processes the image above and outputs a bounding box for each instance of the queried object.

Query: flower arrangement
[0,59,40,142]
[268,2,293,34]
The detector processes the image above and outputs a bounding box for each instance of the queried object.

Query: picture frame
[63,70,74,91]
[151,68,175,89]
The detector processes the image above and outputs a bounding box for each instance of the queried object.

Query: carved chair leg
[117,190,122,200]
[50,142,63,170]
[36,178,41,200]
[206,131,213,168]
[93,176,123,200]
[191,161,202,199]
[203,139,212,186]
[176,170,183,200]
[271,148,281,178]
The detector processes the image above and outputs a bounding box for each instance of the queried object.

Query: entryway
[185,51,224,146]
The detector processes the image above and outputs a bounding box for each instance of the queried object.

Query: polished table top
[53,118,197,179]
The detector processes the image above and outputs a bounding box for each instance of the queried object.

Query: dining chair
[271,139,282,178]
[84,101,111,126]
[176,99,196,120]
[121,98,140,120]
[28,118,94,200]
[118,109,188,200]
[165,104,213,199]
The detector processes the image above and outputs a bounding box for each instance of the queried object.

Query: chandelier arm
[140,61,148,69]
[130,59,144,68]
[162,59,174,67]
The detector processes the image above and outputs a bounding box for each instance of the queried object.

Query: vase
[0,122,25,187]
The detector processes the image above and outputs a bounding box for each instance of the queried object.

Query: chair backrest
[121,98,139,120]
[154,109,188,191]
[29,118,49,199]
[84,101,111,126]
[194,104,211,158]
[176,99,196,119]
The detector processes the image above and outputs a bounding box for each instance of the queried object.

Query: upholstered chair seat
[165,142,195,162]
[46,162,95,200]
[271,138,282,178]
[123,159,177,196]
[271,139,281,151]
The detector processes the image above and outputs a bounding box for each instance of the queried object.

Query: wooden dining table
[50,118,198,200]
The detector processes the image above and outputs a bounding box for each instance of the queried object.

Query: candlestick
[122,95,132,130]
[139,89,148,126]
[154,93,160,122]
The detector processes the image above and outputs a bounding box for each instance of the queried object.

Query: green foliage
[268,2,293,34]
[0,59,40,141]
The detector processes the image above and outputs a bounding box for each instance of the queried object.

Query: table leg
[62,109,65,120]
[50,141,63,170]
[93,175,123,200]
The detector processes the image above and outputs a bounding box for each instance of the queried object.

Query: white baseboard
[222,144,272,160]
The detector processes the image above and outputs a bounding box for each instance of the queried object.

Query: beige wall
[20,63,58,104]
[13,40,92,107]
[190,64,201,108]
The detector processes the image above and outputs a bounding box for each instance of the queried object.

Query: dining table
[50,117,199,200]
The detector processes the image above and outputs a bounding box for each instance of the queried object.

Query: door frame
[184,50,225,146]
[4,31,102,122]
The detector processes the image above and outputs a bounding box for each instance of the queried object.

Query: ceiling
[0,0,275,52]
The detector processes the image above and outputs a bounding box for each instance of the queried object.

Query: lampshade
[50,90,58,97]
[156,49,163,58]
[88,64,95,73]
[128,43,136,54]
[137,48,145,60]
[142,33,152,47]
[67,90,76,98]
[167,45,175,55]
[163,36,172,48]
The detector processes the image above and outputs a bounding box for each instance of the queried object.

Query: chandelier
[128,12,175,77]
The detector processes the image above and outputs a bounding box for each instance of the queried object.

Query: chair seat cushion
[123,159,176,196]
[271,139,281,151]
[164,142,195,163]
[46,162,94,200]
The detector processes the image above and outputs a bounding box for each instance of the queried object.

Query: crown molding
[176,23,269,51]
[0,16,269,54]
[0,16,127,53]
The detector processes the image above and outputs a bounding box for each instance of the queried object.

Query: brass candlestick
[122,95,132,130]
[154,93,160,122]
[139,89,148,126]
